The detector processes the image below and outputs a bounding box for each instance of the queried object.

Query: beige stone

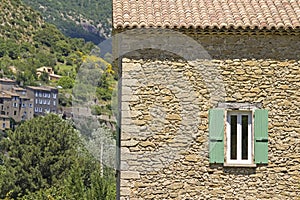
[121,171,140,179]
[185,154,198,162]
[139,141,155,148]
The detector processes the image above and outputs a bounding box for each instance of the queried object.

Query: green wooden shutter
[254,109,268,164]
[209,109,224,163]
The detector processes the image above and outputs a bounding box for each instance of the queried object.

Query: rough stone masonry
[119,31,300,199]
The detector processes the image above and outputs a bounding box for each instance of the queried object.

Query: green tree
[0,114,116,199]
[57,76,75,89]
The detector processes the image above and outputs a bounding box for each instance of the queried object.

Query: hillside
[0,0,94,86]
[22,0,112,44]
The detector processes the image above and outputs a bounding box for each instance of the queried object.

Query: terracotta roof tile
[113,0,300,30]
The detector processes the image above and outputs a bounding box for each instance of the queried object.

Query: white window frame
[226,111,253,165]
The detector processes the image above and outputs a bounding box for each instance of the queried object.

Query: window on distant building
[14,110,17,115]
[13,102,18,108]
[22,103,26,108]
[35,107,38,112]
[39,107,43,112]
[35,92,38,97]
[2,123,5,128]
[209,108,268,166]
[53,101,56,106]
[53,93,57,99]
[29,104,33,108]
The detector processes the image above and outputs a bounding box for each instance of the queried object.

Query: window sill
[224,163,257,168]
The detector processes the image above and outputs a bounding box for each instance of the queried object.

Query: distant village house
[0,78,59,129]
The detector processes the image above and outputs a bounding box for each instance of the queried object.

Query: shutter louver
[254,109,268,164]
[209,109,224,163]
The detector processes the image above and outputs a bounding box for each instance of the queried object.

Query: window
[53,101,56,106]
[35,92,38,97]
[14,111,17,115]
[39,107,43,112]
[209,109,268,166]
[13,102,18,108]
[35,99,38,104]
[35,107,38,112]
[39,99,43,104]
[2,123,5,128]
[43,99,47,104]
[39,92,42,97]
[22,103,26,108]
[53,93,57,99]
[29,104,33,108]
[47,100,51,105]
[226,111,252,165]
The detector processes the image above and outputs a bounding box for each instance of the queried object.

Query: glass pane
[242,115,248,160]
[230,115,237,160]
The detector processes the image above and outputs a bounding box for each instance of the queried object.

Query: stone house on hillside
[26,86,58,116]
[113,0,300,199]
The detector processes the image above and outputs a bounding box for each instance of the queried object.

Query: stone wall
[119,33,300,199]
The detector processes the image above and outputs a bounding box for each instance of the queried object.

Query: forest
[22,0,112,44]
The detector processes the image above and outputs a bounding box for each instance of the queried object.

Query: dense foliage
[0,114,116,199]
[22,0,112,44]
[0,0,94,86]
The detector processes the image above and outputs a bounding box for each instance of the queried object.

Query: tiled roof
[113,0,300,30]
[26,86,57,91]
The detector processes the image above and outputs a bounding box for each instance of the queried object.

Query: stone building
[113,0,300,199]
[0,115,10,130]
[36,66,62,81]
[26,86,58,116]
[0,90,34,123]
[0,78,16,91]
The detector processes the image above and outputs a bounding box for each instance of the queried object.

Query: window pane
[242,115,248,160]
[230,115,237,160]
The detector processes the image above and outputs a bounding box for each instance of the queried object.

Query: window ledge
[224,163,257,168]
